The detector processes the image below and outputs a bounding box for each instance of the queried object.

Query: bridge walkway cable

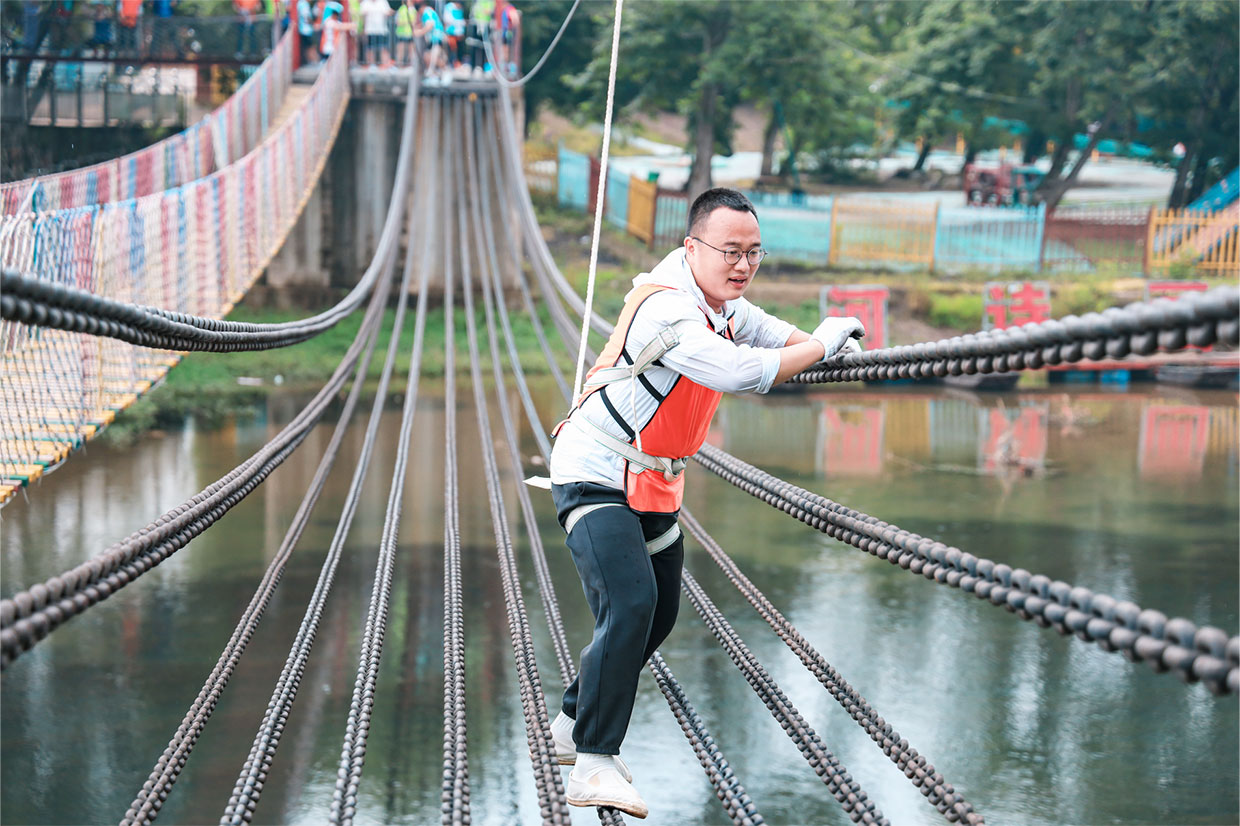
[455,97,572,825]
[0,63,421,673]
[439,95,471,826]
[489,79,1240,700]
[473,95,913,825]
[469,95,759,826]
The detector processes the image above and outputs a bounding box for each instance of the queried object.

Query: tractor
[963,163,1044,207]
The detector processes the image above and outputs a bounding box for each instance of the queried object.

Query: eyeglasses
[690,236,768,267]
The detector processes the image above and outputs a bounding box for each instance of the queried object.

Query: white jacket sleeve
[730,298,799,349]
[636,294,783,395]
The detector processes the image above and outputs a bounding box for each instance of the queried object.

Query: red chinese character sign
[983,281,1052,330]
[1139,404,1209,479]
[820,406,885,477]
[980,404,1048,475]
[820,285,889,350]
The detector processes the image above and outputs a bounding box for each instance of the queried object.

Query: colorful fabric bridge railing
[0,46,349,505]
[0,27,295,216]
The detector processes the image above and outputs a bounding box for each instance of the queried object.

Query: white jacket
[550,247,797,490]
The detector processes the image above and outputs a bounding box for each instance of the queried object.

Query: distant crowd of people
[16,0,277,61]
[10,0,520,80]
[295,0,520,81]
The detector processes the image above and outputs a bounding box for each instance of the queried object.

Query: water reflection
[1,382,1236,825]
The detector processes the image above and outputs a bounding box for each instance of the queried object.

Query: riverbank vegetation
[103,198,1217,443]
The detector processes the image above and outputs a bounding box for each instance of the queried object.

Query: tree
[513,0,601,137]
[888,1,1032,173]
[1134,0,1239,207]
[733,1,879,182]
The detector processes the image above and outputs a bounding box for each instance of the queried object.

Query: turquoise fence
[606,169,628,230]
[935,205,1044,272]
[539,146,1224,276]
[557,145,590,211]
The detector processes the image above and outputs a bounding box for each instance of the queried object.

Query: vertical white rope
[571,0,624,405]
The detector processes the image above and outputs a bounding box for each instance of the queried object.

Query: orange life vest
[119,0,142,26]
[558,284,735,515]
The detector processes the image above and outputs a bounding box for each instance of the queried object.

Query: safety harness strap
[564,503,682,555]
[564,502,623,535]
[571,413,688,482]
[583,320,694,393]
[644,521,681,554]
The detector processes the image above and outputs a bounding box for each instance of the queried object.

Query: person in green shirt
[393,0,414,65]
[466,0,493,76]
[347,0,365,63]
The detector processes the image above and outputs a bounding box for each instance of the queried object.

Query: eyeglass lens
[725,248,765,265]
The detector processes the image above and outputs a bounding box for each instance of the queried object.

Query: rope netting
[0,44,349,502]
[0,26,296,216]
[0,68,1235,826]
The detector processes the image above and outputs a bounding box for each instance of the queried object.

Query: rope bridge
[0,70,1237,825]
[1,29,296,216]
[0,37,347,503]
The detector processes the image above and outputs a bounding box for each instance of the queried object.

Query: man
[548,188,864,818]
[358,0,392,68]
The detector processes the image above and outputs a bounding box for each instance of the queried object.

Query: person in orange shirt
[117,0,142,55]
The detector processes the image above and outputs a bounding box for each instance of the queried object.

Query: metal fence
[534,146,1240,277]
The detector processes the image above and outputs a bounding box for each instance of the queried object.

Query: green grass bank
[105,198,1229,443]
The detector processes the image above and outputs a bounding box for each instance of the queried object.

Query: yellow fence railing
[627,176,656,245]
[1147,204,1240,275]
[829,200,939,268]
[522,147,557,195]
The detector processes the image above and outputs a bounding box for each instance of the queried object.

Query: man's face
[684,207,762,312]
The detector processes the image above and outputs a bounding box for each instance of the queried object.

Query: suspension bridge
[1,19,1238,826]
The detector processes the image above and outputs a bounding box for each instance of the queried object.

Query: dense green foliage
[518,0,1238,205]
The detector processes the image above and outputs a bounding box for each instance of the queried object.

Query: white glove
[810,316,865,360]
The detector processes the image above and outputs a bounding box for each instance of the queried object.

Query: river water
[2,380,1236,826]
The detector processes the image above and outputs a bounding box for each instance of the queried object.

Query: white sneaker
[551,712,631,782]
[566,755,648,819]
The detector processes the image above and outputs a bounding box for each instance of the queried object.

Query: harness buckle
[656,325,680,352]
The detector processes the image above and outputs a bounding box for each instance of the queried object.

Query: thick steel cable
[0,74,426,352]
[0,272,388,671]
[470,120,626,826]
[693,443,1240,696]
[789,287,1239,384]
[494,82,611,339]
[475,101,761,826]
[458,99,572,825]
[0,53,422,673]
[440,96,471,826]
[678,511,982,824]
[680,569,888,824]
[328,155,434,826]
[219,79,433,826]
[488,111,985,821]
[121,286,386,826]
[473,105,572,684]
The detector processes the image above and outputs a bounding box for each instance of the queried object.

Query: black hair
[686,187,758,237]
